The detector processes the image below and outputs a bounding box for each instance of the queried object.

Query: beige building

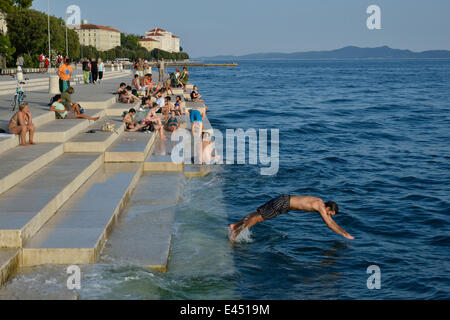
[74,24,121,51]
[0,10,7,35]
[139,28,180,53]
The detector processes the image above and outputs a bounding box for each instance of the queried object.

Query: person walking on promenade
[82,57,90,84]
[98,58,104,84]
[39,53,45,73]
[44,56,50,73]
[57,58,73,93]
[229,195,355,242]
[91,58,98,84]
[16,55,24,68]
[158,58,165,83]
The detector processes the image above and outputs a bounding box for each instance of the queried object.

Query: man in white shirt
[155,88,167,112]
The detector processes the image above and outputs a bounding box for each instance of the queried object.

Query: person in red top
[44,57,50,73]
[39,53,45,73]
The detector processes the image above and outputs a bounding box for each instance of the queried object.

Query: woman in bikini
[174,96,185,116]
[8,103,36,146]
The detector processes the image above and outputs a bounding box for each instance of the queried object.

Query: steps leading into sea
[22,163,142,266]
[0,153,103,248]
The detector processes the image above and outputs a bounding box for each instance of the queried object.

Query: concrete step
[184,165,212,178]
[145,136,183,172]
[103,204,176,273]
[0,153,103,248]
[105,102,140,117]
[0,249,20,287]
[0,111,56,155]
[0,143,64,196]
[102,172,184,272]
[34,110,106,143]
[64,117,125,153]
[22,163,143,266]
[78,97,117,110]
[105,131,157,163]
[132,173,184,205]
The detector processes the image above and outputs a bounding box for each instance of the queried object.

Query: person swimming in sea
[229,195,355,242]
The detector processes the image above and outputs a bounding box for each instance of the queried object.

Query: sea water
[1,59,449,300]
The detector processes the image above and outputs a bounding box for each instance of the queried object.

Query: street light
[47,0,51,66]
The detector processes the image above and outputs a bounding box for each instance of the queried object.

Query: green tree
[0,34,15,67]
[0,0,33,13]
[6,8,80,66]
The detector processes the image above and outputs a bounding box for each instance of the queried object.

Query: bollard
[16,66,24,82]
[49,75,60,94]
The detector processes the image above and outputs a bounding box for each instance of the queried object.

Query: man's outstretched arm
[318,208,354,240]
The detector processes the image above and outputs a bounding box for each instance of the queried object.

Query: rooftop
[78,24,120,33]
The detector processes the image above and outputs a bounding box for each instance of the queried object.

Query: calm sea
[1,59,449,300]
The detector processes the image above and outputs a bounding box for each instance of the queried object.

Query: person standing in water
[229,195,354,242]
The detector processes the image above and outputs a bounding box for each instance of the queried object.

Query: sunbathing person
[50,94,69,119]
[132,75,141,90]
[155,89,167,111]
[116,82,127,95]
[120,86,141,104]
[8,103,35,146]
[174,96,185,115]
[190,86,209,110]
[202,132,221,164]
[164,78,174,96]
[152,83,163,97]
[61,87,100,121]
[143,74,154,97]
[179,67,189,88]
[166,111,179,133]
[162,96,175,122]
[144,103,166,140]
[123,108,143,132]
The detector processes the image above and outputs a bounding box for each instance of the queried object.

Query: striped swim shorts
[257,194,291,221]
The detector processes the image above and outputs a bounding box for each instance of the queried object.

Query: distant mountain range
[196,46,450,60]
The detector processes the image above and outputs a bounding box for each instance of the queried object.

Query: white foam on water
[229,227,254,244]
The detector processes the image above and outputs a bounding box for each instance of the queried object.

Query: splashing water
[229,228,254,244]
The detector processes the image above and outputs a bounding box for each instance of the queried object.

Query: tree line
[0,0,189,68]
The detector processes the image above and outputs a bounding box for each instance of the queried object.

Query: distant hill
[196,46,450,60]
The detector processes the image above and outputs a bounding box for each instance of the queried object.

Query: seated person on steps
[8,103,35,147]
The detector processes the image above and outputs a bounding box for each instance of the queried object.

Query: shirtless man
[229,195,354,242]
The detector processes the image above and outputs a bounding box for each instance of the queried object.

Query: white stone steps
[0,153,103,248]
[103,204,176,273]
[105,102,140,117]
[0,143,63,196]
[101,172,184,272]
[64,117,125,153]
[34,110,106,143]
[0,249,20,287]
[22,163,143,266]
[105,131,157,163]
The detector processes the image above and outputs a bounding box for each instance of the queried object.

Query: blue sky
[31,0,450,57]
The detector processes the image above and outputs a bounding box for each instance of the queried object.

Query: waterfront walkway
[0,68,213,286]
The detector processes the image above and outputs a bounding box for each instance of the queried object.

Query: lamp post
[64,12,69,57]
[47,0,51,66]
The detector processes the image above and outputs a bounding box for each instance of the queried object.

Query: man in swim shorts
[229,195,354,242]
